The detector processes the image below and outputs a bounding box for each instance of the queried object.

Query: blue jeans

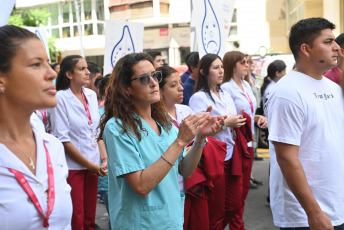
[281,222,344,230]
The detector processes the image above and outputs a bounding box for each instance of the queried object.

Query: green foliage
[8,7,59,62]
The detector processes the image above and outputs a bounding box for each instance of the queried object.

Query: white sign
[104,20,144,75]
[25,27,50,58]
[0,0,15,26]
[191,0,235,58]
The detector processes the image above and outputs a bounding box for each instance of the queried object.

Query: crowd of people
[1,16,344,230]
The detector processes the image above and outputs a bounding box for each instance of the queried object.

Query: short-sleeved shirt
[189,90,237,160]
[103,117,186,229]
[265,71,344,228]
[48,87,100,170]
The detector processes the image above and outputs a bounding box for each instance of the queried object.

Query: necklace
[0,131,35,170]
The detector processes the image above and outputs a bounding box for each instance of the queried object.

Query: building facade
[14,0,344,70]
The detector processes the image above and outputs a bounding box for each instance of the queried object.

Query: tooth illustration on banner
[111,25,135,67]
[35,30,47,51]
[201,0,221,55]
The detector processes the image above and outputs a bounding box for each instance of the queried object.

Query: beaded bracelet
[160,155,174,167]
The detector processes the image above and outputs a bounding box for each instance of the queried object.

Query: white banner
[25,27,50,58]
[0,0,15,26]
[104,20,144,75]
[191,0,235,59]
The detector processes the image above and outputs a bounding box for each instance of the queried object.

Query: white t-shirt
[222,79,257,136]
[0,127,72,230]
[189,89,237,160]
[48,87,100,170]
[265,71,344,228]
[169,103,194,194]
[262,80,276,110]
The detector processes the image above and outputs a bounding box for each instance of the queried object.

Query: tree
[8,7,59,62]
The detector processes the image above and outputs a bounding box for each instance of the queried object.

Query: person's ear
[0,72,7,94]
[300,43,311,58]
[66,71,73,80]
[200,69,204,76]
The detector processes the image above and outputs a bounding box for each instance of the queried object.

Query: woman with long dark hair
[0,25,72,229]
[99,53,220,229]
[49,55,108,230]
[189,54,246,230]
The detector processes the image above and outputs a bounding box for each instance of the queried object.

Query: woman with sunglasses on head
[221,51,268,230]
[0,25,72,229]
[99,53,221,229]
[48,55,108,230]
[189,54,246,230]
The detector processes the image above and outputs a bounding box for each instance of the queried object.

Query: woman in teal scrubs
[98,53,223,229]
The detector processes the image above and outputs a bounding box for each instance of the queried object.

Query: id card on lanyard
[72,89,98,147]
[9,142,55,228]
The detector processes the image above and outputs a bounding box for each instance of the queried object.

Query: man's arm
[274,142,333,230]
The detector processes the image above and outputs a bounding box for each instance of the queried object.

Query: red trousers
[67,170,98,230]
[183,193,209,230]
[223,147,254,230]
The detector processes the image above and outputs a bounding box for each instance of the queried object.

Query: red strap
[9,142,55,228]
[71,89,93,125]
[38,110,47,125]
[171,120,180,129]
[244,92,254,114]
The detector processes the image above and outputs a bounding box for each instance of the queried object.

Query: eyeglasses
[130,71,162,86]
[240,60,248,66]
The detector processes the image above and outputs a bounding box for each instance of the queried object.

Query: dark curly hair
[98,53,171,141]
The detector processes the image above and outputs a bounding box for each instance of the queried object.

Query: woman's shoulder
[104,117,125,137]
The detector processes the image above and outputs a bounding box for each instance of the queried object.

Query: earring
[0,88,4,94]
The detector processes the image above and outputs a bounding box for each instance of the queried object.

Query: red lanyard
[244,92,254,114]
[9,143,55,228]
[38,110,47,125]
[172,120,180,129]
[98,100,105,109]
[71,89,93,126]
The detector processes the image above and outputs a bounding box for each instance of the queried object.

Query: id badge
[91,134,97,147]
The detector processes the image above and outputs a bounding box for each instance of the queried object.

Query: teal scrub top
[98,105,108,191]
[103,117,186,230]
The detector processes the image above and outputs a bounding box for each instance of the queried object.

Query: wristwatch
[222,123,227,130]
[194,138,208,148]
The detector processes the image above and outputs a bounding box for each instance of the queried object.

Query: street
[95,152,278,230]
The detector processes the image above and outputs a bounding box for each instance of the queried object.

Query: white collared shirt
[222,79,257,135]
[0,127,72,230]
[189,89,237,160]
[48,87,100,170]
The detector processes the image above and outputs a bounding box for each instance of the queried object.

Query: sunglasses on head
[130,71,162,86]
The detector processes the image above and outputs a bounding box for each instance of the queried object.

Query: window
[96,0,105,20]
[49,3,59,26]
[63,2,70,23]
[97,23,104,35]
[52,28,60,38]
[84,24,93,36]
[84,0,92,20]
[62,27,70,38]
[286,0,305,30]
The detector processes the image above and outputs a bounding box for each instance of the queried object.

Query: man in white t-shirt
[265,17,344,230]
